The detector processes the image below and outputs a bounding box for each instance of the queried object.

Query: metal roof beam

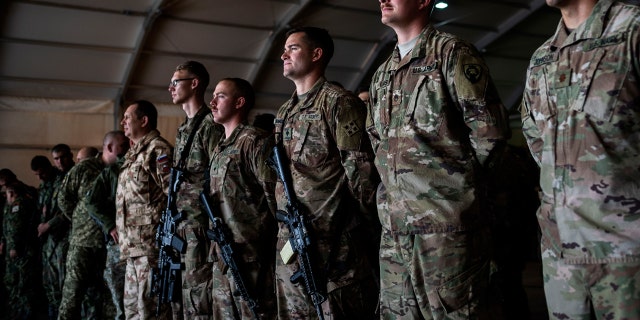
[473,0,546,50]
[247,0,314,84]
[112,0,174,129]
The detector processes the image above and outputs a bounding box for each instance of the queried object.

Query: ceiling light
[435,1,448,9]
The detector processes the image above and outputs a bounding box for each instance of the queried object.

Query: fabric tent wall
[0,97,184,188]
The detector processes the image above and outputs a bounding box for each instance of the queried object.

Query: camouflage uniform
[208,124,278,320]
[173,106,222,319]
[57,155,106,319]
[520,1,640,318]
[116,129,173,320]
[368,24,509,319]
[41,170,71,319]
[2,195,38,319]
[86,156,126,320]
[274,78,380,319]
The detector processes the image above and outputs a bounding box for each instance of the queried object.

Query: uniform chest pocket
[131,160,149,183]
[290,121,330,170]
[528,65,557,122]
[406,74,444,136]
[573,40,627,121]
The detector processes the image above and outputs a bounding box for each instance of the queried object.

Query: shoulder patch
[11,205,19,213]
[157,154,171,173]
[463,64,483,84]
[343,120,361,137]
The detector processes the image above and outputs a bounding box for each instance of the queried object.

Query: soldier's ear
[141,115,150,128]
[235,97,245,110]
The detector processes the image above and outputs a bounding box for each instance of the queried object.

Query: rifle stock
[200,192,261,320]
[151,168,186,316]
[269,144,326,320]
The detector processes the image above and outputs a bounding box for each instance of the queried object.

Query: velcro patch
[343,120,360,137]
[300,114,321,121]
[463,64,483,84]
[12,205,19,213]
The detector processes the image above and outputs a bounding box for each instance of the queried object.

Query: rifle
[268,144,326,320]
[151,168,186,316]
[200,192,261,320]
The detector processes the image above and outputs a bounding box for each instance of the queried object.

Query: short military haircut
[176,60,210,94]
[103,130,126,146]
[221,77,255,112]
[31,155,53,171]
[51,143,72,155]
[0,168,17,182]
[286,26,334,69]
[132,100,158,130]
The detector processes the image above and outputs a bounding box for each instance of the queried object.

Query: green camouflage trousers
[103,242,125,320]
[4,252,36,319]
[541,244,640,320]
[58,245,106,319]
[124,255,172,320]
[178,224,213,319]
[42,234,69,318]
[379,231,491,320]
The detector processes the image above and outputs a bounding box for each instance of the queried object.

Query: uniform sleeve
[151,146,174,196]
[5,202,29,254]
[56,167,79,222]
[333,95,380,214]
[86,167,116,234]
[446,42,509,167]
[202,118,224,161]
[250,133,278,216]
[520,87,543,166]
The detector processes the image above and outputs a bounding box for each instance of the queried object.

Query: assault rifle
[200,192,261,320]
[268,144,326,320]
[151,168,186,316]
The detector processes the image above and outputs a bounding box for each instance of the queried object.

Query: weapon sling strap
[176,106,208,171]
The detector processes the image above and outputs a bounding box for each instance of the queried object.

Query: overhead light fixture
[435,1,448,9]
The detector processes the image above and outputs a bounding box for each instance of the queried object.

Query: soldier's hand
[0,242,3,255]
[109,228,119,244]
[38,222,50,237]
[9,249,16,259]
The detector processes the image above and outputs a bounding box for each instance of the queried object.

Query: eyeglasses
[169,78,195,87]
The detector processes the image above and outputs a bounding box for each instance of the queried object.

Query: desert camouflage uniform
[116,129,173,320]
[57,155,106,319]
[520,1,640,318]
[274,78,380,319]
[86,156,126,320]
[173,106,222,319]
[208,124,278,320]
[368,24,509,319]
[2,195,38,320]
[41,170,71,319]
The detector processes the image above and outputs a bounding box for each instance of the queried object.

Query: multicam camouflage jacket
[208,123,277,263]
[520,0,640,264]
[116,129,173,259]
[275,78,380,290]
[37,168,62,223]
[174,106,223,228]
[58,155,105,247]
[368,24,509,235]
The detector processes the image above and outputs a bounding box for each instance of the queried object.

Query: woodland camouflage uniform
[41,170,70,319]
[57,155,106,319]
[2,194,38,319]
[86,156,126,320]
[520,0,640,318]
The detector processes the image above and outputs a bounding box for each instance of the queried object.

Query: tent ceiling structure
[0,0,561,186]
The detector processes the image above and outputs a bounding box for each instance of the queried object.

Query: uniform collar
[550,0,614,49]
